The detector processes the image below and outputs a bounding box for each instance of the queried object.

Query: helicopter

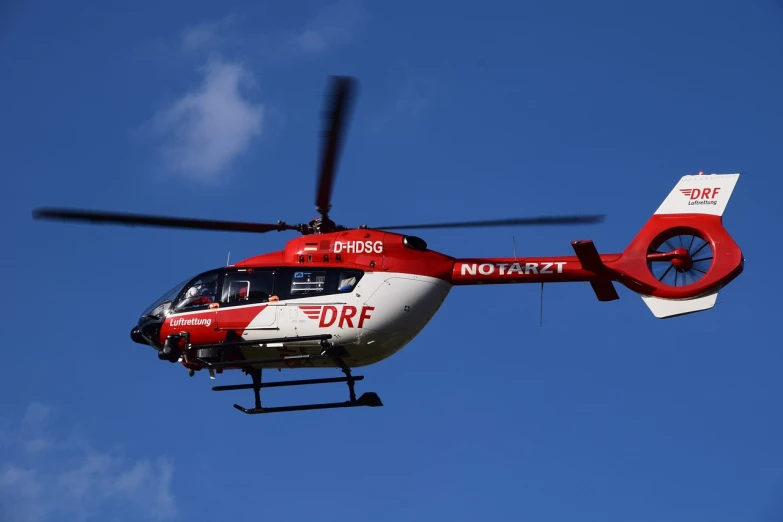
[32,75,745,416]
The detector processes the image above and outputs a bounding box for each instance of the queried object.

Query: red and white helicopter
[33,76,745,415]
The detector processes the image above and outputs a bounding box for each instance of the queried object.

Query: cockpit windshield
[172,271,219,312]
[140,277,191,318]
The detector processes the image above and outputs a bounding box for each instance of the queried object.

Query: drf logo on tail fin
[299,305,375,328]
[680,187,720,198]
[680,187,720,205]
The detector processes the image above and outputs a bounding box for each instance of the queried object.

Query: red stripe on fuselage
[217,304,268,329]
[160,304,268,346]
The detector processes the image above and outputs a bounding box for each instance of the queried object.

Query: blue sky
[1,0,782,520]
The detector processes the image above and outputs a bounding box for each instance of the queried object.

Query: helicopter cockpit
[139,278,189,320]
[132,270,221,348]
[131,266,365,350]
[139,272,220,319]
[173,275,218,311]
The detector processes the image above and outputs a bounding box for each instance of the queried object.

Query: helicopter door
[216,269,278,331]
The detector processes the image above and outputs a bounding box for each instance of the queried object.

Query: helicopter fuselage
[164,271,450,369]
[133,229,459,370]
[129,172,746,377]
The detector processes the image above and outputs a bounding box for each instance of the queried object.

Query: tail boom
[450,173,744,318]
[451,250,623,301]
[451,255,620,286]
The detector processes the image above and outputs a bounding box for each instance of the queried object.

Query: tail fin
[611,173,744,318]
[653,173,740,217]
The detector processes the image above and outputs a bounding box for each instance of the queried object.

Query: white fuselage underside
[200,272,452,369]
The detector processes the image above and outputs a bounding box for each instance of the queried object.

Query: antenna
[226,251,231,266]
[512,235,517,260]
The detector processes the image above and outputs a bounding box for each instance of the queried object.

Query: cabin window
[274,268,365,300]
[290,270,327,296]
[337,270,362,292]
[221,269,275,305]
[173,271,219,312]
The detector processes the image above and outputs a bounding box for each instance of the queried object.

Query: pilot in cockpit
[180,281,216,308]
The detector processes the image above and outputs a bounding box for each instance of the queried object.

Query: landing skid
[206,341,383,415]
[231,392,384,415]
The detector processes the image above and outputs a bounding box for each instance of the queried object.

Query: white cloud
[291,0,365,55]
[180,15,236,53]
[0,403,177,522]
[150,57,263,183]
[145,2,364,183]
[181,23,221,53]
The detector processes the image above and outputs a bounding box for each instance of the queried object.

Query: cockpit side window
[221,269,275,305]
[290,270,327,296]
[337,270,362,292]
[173,271,219,312]
[273,268,365,301]
[141,277,191,317]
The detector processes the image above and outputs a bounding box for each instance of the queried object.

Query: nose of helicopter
[130,315,164,350]
[130,326,147,345]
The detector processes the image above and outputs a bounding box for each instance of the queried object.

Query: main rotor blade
[373,215,606,230]
[32,208,301,234]
[315,75,357,220]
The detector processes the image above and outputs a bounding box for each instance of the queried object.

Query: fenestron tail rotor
[646,229,714,287]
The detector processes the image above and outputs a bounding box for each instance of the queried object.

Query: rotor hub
[305,217,346,235]
[669,247,692,271]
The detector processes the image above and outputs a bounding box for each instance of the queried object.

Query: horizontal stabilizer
[640,293,719,319]
[571,240,620,301]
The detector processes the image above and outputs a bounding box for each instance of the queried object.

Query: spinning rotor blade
[315,75,357,221]
[373,214,606,230]
[32,208,300,234]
